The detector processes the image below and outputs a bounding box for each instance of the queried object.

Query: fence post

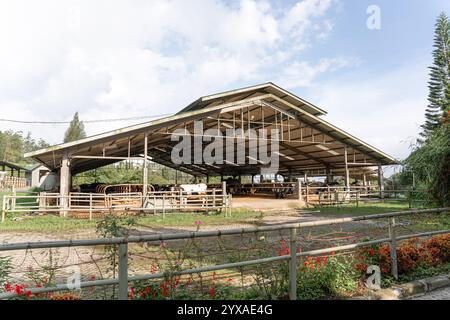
[89,193,93,220]
[1,195,6,223]
[162,194,166,220]
[356,191,360,207]
[289,227,297,300]
[212,189,216,210]
[388,217,399,280]
[118,243,129,300]
[11,186,16,212]
[179,190,183,211]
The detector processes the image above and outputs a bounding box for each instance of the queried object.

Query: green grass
[316,201,414,217]
[0,200,443,234]
[0,209,262,233]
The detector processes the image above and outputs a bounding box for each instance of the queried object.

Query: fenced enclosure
[1,189,232,222]
[0,176,28,190]
[302,186,428,208]
[0,207,448,300]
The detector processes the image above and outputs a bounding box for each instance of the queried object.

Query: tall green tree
[406,124,450,206]
[64,112,86,143]
[421,12,450,137]
[0,130,50,165]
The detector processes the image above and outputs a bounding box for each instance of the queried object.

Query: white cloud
[276,57,358,88]
[0,0,343,144]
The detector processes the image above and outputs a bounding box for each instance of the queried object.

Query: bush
[357,234,450,275]
[297,254,359,300]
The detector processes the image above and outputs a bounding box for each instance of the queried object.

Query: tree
[421,12,450,137]
[405,124,450,206]
[406,12,450,206]
[0,130,50,165]
[64,112,86,143]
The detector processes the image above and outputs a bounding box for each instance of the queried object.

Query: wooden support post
[305,184,309,203]
[143,133,148,196]
[162,193,166,220]
[89,193,93,220]
[212,189,216,210]
[326,168,332,184]
[11,186,16,212]
[222,181,227,216]
[297,179,302,201]
[363,172,367,195]
[378,164,385,200]
[356,191,360,207]
[59,154,71,217]
[344,147,350,191]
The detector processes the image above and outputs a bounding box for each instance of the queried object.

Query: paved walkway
[409,287,450,300]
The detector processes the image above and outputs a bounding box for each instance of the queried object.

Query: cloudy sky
[0,0,448,165]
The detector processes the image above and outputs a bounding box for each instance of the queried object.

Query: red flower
[209,285,216,299]
[129,287,135,297]
[303,261,308,267]
[25,290,32,298]
[309,264,314,270]
[369,248,375,256]
[4,283,12,292]
[161,281,170,297]
[15,285,24,296]
[323,256,327,264]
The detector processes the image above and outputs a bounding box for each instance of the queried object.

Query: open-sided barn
[24,82,397,214]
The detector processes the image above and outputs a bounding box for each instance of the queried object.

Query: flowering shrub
[297,253,359,300]
[357,234,450,275]
[128,272,233,300]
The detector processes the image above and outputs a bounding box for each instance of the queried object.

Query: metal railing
[306,188,428,207]
[1,190,232,222]
[0,207,448,300]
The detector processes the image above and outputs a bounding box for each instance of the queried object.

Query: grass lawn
[0,200,446,234]
[316,201,415,216]
[0,209,262,233]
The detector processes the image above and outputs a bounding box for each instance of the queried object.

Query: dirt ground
[232,196,304,210]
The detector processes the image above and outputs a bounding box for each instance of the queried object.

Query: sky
[0,0,449,171]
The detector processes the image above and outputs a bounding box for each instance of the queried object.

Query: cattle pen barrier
[1,189,233,222]
[0,207,448,300]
